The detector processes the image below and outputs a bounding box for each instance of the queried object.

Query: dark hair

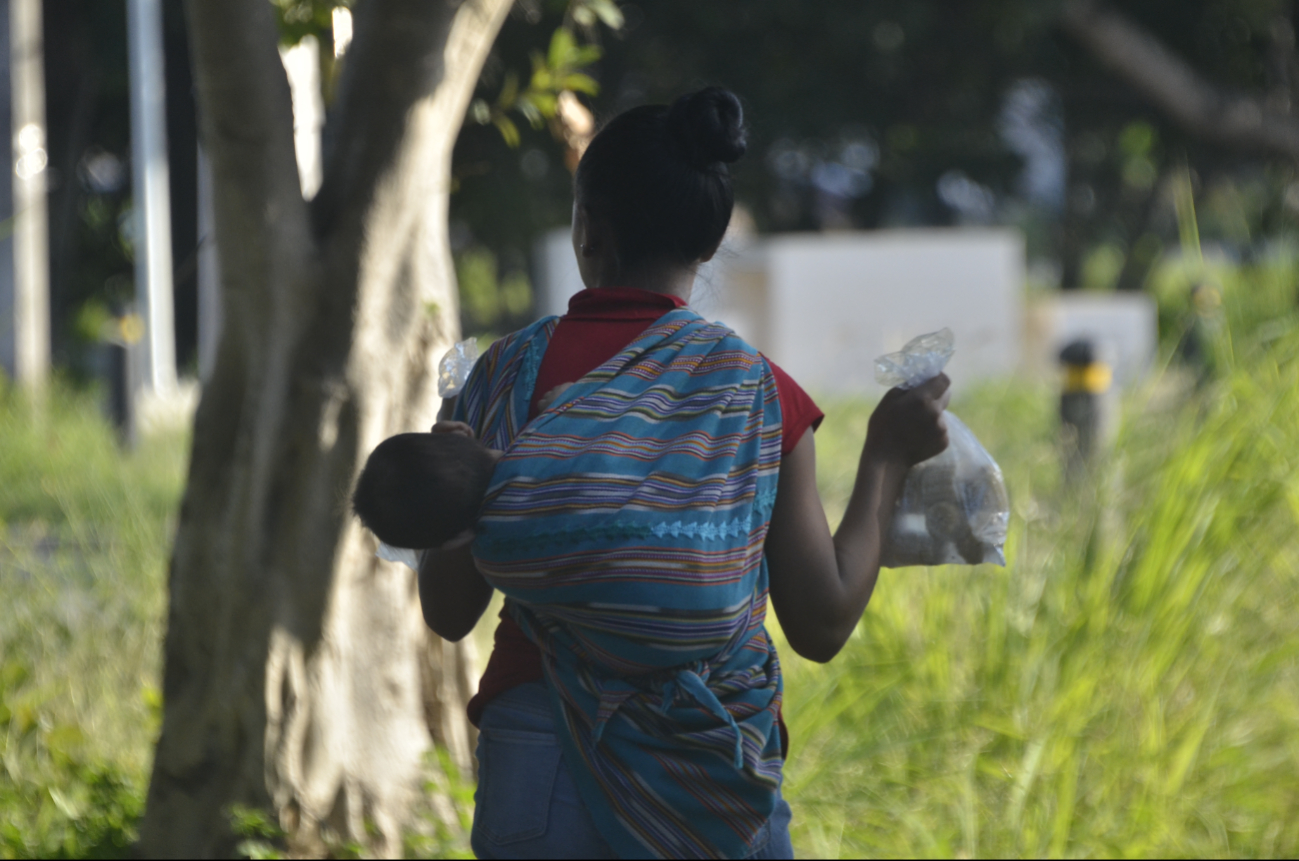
[352,433,496,549]
[575,87,746,269]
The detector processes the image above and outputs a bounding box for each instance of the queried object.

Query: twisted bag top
[455,307,786,859]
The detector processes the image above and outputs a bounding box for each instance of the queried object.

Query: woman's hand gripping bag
[874,329,1009,567]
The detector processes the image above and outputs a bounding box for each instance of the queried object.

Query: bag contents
[437,338,480,398]
[875,329,1009,567]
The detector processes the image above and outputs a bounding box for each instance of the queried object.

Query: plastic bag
[376,542,423,572]
[437,338,480,398]
[875,330,1009,567]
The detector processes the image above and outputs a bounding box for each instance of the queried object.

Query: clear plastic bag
[875,330,1009,567]
[376,542,423,572]
[437,338,480,398]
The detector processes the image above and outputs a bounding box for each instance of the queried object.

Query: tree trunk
[139,0,512,856]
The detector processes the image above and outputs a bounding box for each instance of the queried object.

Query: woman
[420,88,950,859]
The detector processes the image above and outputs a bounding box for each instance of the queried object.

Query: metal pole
[127,0,176,394]
[10,0,47,393]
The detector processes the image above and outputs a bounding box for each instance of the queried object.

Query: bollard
[105,312,144,449]
[1059,338,1112,475]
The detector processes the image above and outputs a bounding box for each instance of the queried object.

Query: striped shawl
[455,307,785,859]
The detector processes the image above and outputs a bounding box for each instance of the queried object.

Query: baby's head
[352,432,497,549]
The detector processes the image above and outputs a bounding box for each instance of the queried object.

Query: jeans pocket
[475,727,563,845]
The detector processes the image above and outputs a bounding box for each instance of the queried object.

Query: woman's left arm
[418,546,493,641]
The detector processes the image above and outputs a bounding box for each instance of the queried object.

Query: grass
[0,380,186,858]
[2,255,1297,858]
[780,260,1299,857]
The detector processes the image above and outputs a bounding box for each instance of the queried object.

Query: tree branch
[1061,0,1299,162]
[312,0,511,238]
[185,0,308,280]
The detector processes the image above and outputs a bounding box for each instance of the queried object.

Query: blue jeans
[471,681,794,859]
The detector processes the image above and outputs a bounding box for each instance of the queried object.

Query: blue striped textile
[454,307,786,858]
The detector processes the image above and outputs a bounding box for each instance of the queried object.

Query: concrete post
[128,0,176,394]
[9,0,47,393]
[1059,338,1113,474]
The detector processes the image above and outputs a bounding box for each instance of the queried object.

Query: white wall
[532,227,1028,394]
[1024,292,1157,386]
[714,229,1024,393]
[534,227,583,320]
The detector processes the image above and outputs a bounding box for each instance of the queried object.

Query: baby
[353,384,572,557]
[352,424,500,554]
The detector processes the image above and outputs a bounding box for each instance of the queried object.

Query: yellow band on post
[1063,362,1112,394]
[119,314,145,345]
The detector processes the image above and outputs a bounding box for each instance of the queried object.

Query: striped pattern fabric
[455,308,785,859]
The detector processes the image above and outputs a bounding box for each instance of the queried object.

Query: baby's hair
[574,86,746,269]
[352,432,496,549]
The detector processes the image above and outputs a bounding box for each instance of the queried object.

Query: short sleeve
[766,359,824,456]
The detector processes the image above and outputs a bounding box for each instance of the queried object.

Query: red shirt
[468,287,824,753]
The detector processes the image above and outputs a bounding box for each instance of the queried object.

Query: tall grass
[0,380,186,857]
[781,267,1299,857]
[2,257,1297,858]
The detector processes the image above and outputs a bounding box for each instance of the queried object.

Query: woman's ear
[576,205,614,257]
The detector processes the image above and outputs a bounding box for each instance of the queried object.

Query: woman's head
[573,87,746,281]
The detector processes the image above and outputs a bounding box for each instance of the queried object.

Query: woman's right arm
[764,374,950,663]
[417,419,495,641]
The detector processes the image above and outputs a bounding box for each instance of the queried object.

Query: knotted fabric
[455,308,785,859]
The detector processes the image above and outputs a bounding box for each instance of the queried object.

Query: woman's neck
[594,262,696,303]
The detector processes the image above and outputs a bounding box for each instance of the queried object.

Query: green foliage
[780,288,1299,856]
[453,0,1299,287]
[227,803,288,860]
[270,0,349,48]
[470,23,606,148]
[455,246,534,337]
[0,382,186,859]
[402,748,478,860]
[569,0,623,30]
[3,263,1297,857]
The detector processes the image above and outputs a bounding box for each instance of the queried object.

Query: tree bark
[139,0,512,856]
[1061,0,1299,163]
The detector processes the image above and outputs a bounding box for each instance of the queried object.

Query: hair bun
[666,87,747,168]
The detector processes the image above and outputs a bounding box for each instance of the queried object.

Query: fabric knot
[591,683,637,745]
[674,668,745,770]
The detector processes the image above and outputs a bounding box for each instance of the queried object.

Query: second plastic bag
[875,329,1009,567]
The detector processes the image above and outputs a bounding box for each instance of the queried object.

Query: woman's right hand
[865,373,951,467]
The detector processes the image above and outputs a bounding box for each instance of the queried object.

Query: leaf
[529,62,554,93]
[469,99,491,125]
[1,660,30,691]
[548,27,577,69]
[493,115,521,148]
[496,72,520,110]
[562,73,600,96]
[44,723,85,756]
[571,45,603,68]
[517,99,546,129]
[524,92,558,121]
[48,786,84,821]
[585,0,625,29]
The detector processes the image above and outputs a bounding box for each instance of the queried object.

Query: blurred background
[2,0,1298,857]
